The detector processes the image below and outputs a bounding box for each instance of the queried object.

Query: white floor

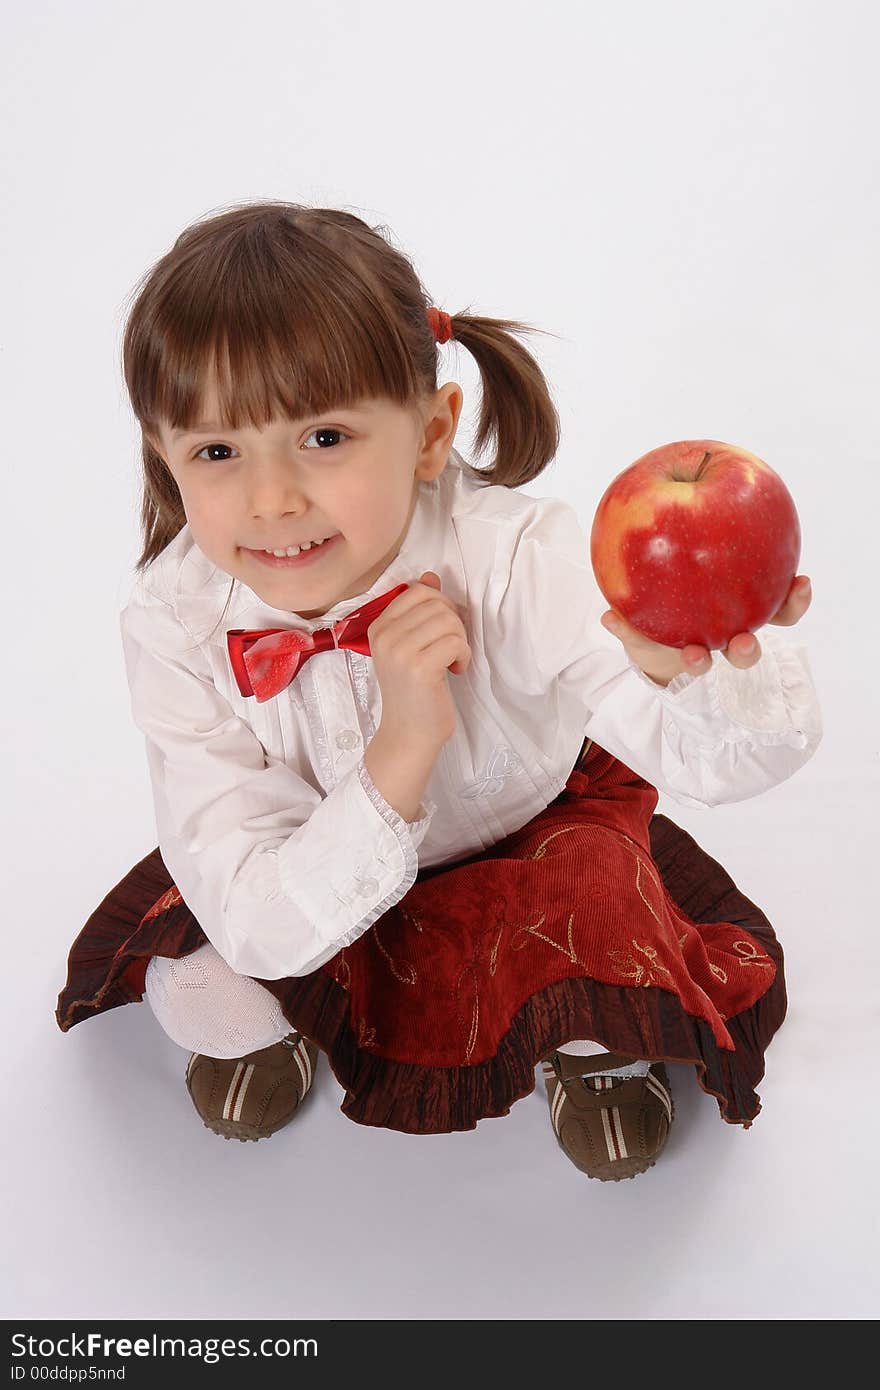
[15,761,873,1321]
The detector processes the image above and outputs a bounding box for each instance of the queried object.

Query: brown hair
[122,199,562,623]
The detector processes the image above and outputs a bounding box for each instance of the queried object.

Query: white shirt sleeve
[487,496,823,811]
[120,581,437,979]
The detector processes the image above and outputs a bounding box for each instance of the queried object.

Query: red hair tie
[427,306,453,344]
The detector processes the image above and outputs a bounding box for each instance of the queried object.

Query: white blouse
[120,448,823,981]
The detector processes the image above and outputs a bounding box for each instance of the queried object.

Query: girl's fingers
[720,633,762,668]
[607,613,710,668]
[603,611,770,672]
[771,575,812,625]
[683,644,711,669]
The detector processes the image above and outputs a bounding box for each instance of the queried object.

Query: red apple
[589,440,801,651]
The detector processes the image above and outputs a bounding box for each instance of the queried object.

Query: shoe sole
[198,1116,295,1142]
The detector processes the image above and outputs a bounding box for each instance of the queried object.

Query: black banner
[4,1321,550,1382]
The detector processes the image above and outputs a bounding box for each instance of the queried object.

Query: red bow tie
[227,583,410,702]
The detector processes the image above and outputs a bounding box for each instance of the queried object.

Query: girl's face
[149,383,463,619]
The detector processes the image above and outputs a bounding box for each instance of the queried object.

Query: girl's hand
[600,575,813,686]
[366,570,471,748]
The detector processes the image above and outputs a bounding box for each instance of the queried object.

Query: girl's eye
[302,427,349,450]
[195,443,238,462]
[193,427,348,462]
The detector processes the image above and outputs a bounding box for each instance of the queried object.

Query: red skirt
[55,738,786,1134]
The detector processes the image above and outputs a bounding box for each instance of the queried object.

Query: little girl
[56,200,821,1181]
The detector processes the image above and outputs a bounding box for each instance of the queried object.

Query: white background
[2,0,874,1322]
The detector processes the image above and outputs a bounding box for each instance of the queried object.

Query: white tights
[144,942,295,1059]
[144,940,646,1074]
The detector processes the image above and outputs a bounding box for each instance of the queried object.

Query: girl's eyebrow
[172,407,372,439]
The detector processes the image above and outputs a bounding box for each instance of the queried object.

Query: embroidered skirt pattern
[55,739,787,1134]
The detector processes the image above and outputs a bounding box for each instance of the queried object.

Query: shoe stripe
[600,1106,617,1161]
[601,1105,628,1161]
[221,1056,241,1123]
[222,1062,243,1121]
[222,1062,253,1122]
[232,1064,255,1122]
[611,1105,628,1158]
[550,1081,566,1137]
[296,1039,312,1092]
[222,1062,243,1120]
[642,1067,670,1123]
[646,1072,672,1121]
[646,1071,670,1108]
[291,1047,309,1097]
[549,1080,562,1134]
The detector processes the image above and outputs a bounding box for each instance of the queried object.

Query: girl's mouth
[243,534,341,569]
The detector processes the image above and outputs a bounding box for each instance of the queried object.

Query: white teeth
[261,537,332,557]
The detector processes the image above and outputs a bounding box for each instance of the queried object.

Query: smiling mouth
[243,534,341,568]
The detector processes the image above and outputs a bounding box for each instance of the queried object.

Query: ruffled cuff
[627,632,822,749]
[357,757,437,845]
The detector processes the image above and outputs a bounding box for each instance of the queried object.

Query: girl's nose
[246,458,310,511]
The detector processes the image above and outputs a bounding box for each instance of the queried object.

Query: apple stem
[671,451,713,484]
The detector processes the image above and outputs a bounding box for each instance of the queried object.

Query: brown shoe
[186,1031,319,1142]
[541,1050,674,1181]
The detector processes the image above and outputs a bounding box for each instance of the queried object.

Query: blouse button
[336,729,361,751]
[358,877,379,896]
